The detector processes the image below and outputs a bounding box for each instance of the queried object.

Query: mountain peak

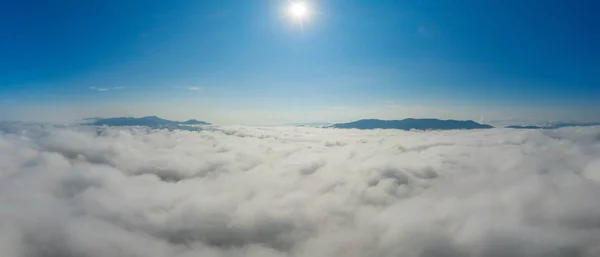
[331,118,493,130]
[182,119,210,125]
[91,116,211,127]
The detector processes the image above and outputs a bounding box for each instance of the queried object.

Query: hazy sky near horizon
[1,0,599,125]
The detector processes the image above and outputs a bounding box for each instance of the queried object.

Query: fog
[1,123,600,257]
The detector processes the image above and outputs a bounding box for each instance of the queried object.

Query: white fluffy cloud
[1,123,600,257]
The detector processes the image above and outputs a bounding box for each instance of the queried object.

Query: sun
[288,1,309,21]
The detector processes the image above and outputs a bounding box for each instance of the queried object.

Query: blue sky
[1,0,599,125]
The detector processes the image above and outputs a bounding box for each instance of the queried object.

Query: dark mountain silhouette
[331,118,493,130]
[91,116,211,127]
[549,122,600,128]
[506,122,600,129]
[181,119,210,125]
[505,125,543,129]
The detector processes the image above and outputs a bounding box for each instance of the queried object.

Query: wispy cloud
[89,86,125,92]
[187,87,202,91]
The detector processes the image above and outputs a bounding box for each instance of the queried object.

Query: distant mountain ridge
[180,119,209,125]
[89,116,210,127]
[505,125,544,129]
[331,118,494,130]
[506,122,600,129]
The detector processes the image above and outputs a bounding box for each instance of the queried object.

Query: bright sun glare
[288,1,309,20]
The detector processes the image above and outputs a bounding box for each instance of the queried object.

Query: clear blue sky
[1,0,599,125]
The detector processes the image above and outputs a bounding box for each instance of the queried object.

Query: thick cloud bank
[2,123,600,257]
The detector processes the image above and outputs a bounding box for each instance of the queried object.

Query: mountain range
[85,116,599,131]
[506,122,600,129]
[88,116,210,128]
[330,119,494,130]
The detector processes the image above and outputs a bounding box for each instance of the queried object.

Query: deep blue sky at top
[1,0,599,122]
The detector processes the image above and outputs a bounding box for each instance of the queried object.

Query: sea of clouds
[1,122,600,257]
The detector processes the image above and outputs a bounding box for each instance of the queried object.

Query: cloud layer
[89,86,125,92]
[1,123,600,257]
